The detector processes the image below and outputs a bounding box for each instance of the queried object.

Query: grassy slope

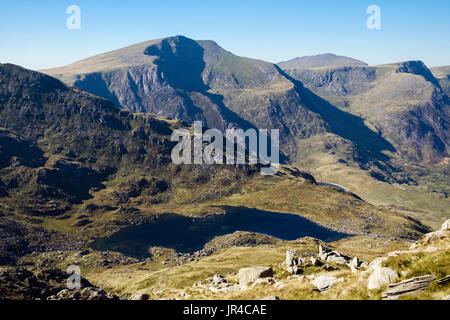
[29,233,447,300]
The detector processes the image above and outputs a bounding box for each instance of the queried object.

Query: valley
[0,35,448,301]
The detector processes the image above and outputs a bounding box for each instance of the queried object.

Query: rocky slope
[281,60,450,163]
[431,66,450,97]
[1,63,429,235]
[41,38,450,224]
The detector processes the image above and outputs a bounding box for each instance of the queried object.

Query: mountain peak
[277,54,368,70]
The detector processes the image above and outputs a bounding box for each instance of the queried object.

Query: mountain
[0,64,446,302]
[41,36,449,226]
[0,63,428,241]
[277,54,368,70]
[43,36,397,169]
[281,60,450,163]
[279,60,450,225]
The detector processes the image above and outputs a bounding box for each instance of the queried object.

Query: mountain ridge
[277,53,368,70]
[39,36,450,225]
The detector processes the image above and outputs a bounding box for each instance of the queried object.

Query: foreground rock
[311,275,344,292]
[284,245,365,275]
[48,287,119,300]
[285,249,302,274]
[367,267,399,290]
[192,274,239,294]
[239,267,273,289]
[382,275,436,300]
[0,266,117,300]
[319,245,351,265]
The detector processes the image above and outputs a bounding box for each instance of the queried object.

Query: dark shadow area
[0,129,46,169]
[91,207,349,258]
[74,73,122,109]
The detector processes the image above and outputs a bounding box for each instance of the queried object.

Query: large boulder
[311,275,344,292]
[367,267,399,290]
[318,245,351,265]
[285,249,299,267]
[442,219,450,231]
[239,266,273,289]
[285,249,303,274]
[318,245,331,260]
[382,275,436,300]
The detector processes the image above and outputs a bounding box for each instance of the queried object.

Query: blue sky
[0,0,449,70]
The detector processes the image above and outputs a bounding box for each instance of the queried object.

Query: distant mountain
[431,65,450,97]
[277,54,368,70]
[281,60,450,163]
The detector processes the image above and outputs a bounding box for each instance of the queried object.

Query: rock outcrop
[311,275,344,292]
[239,267,273,289]
[382,275,436,300]
[414,219,450,245]
[367,267,399,290]
[48,287,119,300]
[318,245,351,265]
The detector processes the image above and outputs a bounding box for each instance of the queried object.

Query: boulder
[285,249,302,274]
[326,255,350,265]
[382,275,436,300]
[442,219,450,231]
[239,267,273,289]
[286,266,299,275]
[311,275,344,292]
[436,275,450,285]
[252,277,276,288]
[285,249,299,267]
[318,245,351,265]
[210,275,227,285]
[367,267,399,290]
[318,245,331,260]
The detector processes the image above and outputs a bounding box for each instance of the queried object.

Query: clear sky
[1,0,449,70]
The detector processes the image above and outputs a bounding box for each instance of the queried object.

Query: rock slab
[382,275,436,300]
